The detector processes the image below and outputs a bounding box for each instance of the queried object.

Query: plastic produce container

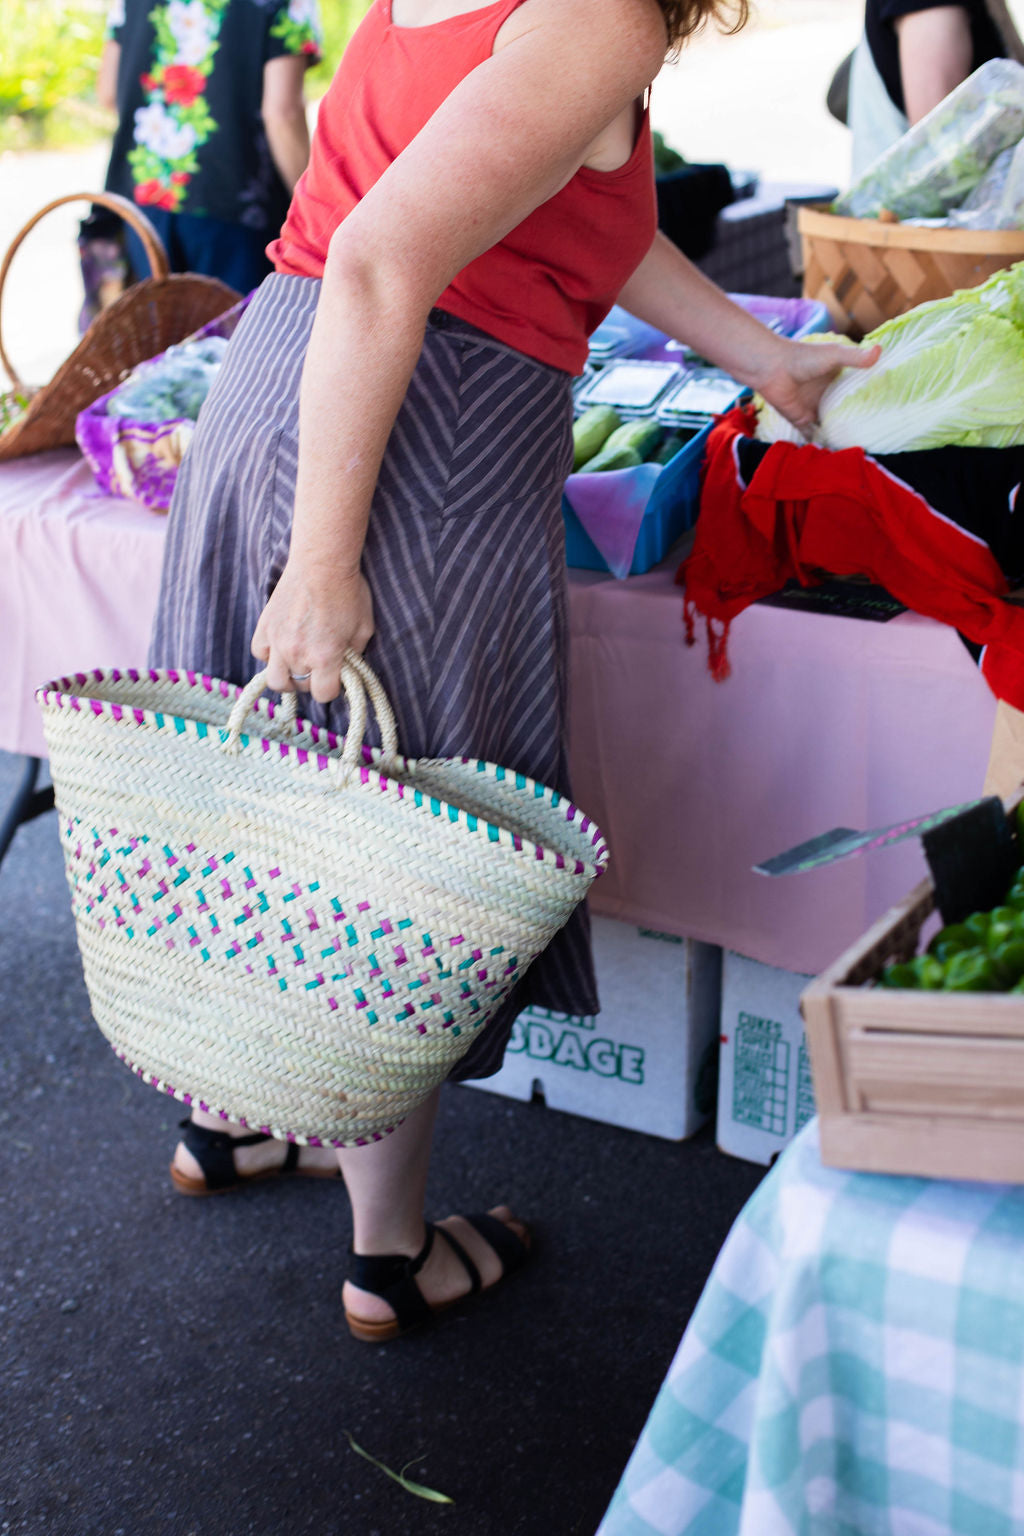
[563,294,830,576]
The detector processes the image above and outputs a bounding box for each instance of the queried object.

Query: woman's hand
[251,558,375,703]
[616,233,883,434]
[751,335,881,435]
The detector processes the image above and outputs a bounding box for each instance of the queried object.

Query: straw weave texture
[0,192,239,461]
[38,661,608,1145]
[798,205,1024,339]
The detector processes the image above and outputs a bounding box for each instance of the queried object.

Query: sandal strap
[434,1224,482,1295]
[348,1224,436,1332]
[462,1211,530,1276]
[177,1117,287,1190]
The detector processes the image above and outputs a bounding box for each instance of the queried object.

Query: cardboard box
[717,950,816,1165]
[464,916,722,1140]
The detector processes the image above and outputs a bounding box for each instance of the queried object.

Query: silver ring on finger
[289,671,312,685]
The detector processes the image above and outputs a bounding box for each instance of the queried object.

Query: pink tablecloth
[0,450,997,972]
[2,449,166,759]
[571,568,996,971]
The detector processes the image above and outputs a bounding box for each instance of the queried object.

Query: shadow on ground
[0,747,764,1536]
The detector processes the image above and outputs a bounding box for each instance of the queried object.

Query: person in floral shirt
[97,0,323,294]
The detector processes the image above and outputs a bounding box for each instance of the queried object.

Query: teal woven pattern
[598,1120,1024,1536]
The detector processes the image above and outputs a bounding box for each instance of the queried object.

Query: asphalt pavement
[0,744,764,1536]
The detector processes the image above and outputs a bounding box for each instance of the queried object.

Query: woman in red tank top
[160,0,878,1341]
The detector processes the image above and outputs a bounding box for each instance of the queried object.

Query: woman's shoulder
[498,0,669,70]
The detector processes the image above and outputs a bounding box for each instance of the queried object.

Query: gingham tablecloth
[598,1119,1024,1536]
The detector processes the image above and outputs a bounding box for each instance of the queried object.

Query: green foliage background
[310,0,372,90]
[0,0,370,151]
[0,0,106,141]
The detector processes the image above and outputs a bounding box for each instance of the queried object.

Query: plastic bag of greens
[104,335,229,421]
[834,59,1024,221]
[75,300,247,511]
[949,139,1024,228]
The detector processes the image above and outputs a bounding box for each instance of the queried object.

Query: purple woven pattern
[149,273,597,1081]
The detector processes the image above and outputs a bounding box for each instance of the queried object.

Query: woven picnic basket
[0,191,239,461]
[37,654,608,1145]
[798,204,1024,339]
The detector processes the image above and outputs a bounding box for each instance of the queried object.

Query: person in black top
[849,0,1004,176]
[96,0,323,295]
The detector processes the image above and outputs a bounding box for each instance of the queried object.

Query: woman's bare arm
[262,53,312,191]
[97,38,120,113]
[896,5,974,122]
[616,230,879,431]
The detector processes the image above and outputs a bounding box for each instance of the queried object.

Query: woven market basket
[0,191,239,461]
[798,203,1024,339]
[37,654,608,1145]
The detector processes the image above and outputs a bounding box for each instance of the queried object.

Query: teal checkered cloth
[598,1119,1024,1536]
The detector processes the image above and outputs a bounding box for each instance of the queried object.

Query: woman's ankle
[351,1218,429,1261]
[187,1107,253,1138]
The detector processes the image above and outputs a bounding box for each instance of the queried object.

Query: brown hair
[657,0,750,50]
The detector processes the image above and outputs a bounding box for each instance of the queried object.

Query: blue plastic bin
[564,295,829,576]
[562,422,712,576]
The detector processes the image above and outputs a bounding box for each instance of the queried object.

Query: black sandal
[169,1117,342,1195]
[344,1211,532,1342]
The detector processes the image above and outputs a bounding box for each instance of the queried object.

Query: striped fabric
[149,272,597,1080]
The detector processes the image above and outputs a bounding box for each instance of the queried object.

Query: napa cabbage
[755,264,1024,454]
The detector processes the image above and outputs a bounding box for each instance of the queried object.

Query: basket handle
[0,191,170,393]
[225,650,400,773]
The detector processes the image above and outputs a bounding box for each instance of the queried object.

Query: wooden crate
[798,205,1024,339]
[801,874,1024,1183]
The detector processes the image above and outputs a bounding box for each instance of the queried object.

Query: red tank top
[269,0,657,374]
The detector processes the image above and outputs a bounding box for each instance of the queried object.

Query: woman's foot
[343,1206,531,1341]
[170,1113,341,1194]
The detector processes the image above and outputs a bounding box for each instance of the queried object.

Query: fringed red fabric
[676,406,1024,710]
[683,596,732,681]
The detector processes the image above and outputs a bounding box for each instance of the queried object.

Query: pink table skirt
[569,566,996,971]
[0,450,997,972]
[2,450,166,760]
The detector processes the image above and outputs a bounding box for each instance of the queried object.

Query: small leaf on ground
[345,1431,454,1505]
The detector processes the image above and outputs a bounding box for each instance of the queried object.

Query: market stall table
[568,569,996,973]
[598,1118,1024,1536]
[0,449,998,973]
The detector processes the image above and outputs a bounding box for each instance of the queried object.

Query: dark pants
[124,208,275,296]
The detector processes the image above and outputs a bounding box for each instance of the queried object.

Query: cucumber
[650,432,685,465]
[572,405,622,470]
[599,418,663,461]
[578,444,643,473]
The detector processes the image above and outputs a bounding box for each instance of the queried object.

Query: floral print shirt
[104,0,322,232]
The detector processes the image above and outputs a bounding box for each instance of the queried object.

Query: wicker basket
[0,191,240,461]
[798,203,1024,339]
[37,654,609,1145]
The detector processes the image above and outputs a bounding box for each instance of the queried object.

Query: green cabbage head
[756,263,1024,454]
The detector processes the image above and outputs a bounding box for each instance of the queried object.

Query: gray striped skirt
[149,272,598,1080]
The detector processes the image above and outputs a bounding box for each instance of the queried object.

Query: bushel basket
[0,191,239,461]
[38,655,608,1145]
[798,203,1024,338]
